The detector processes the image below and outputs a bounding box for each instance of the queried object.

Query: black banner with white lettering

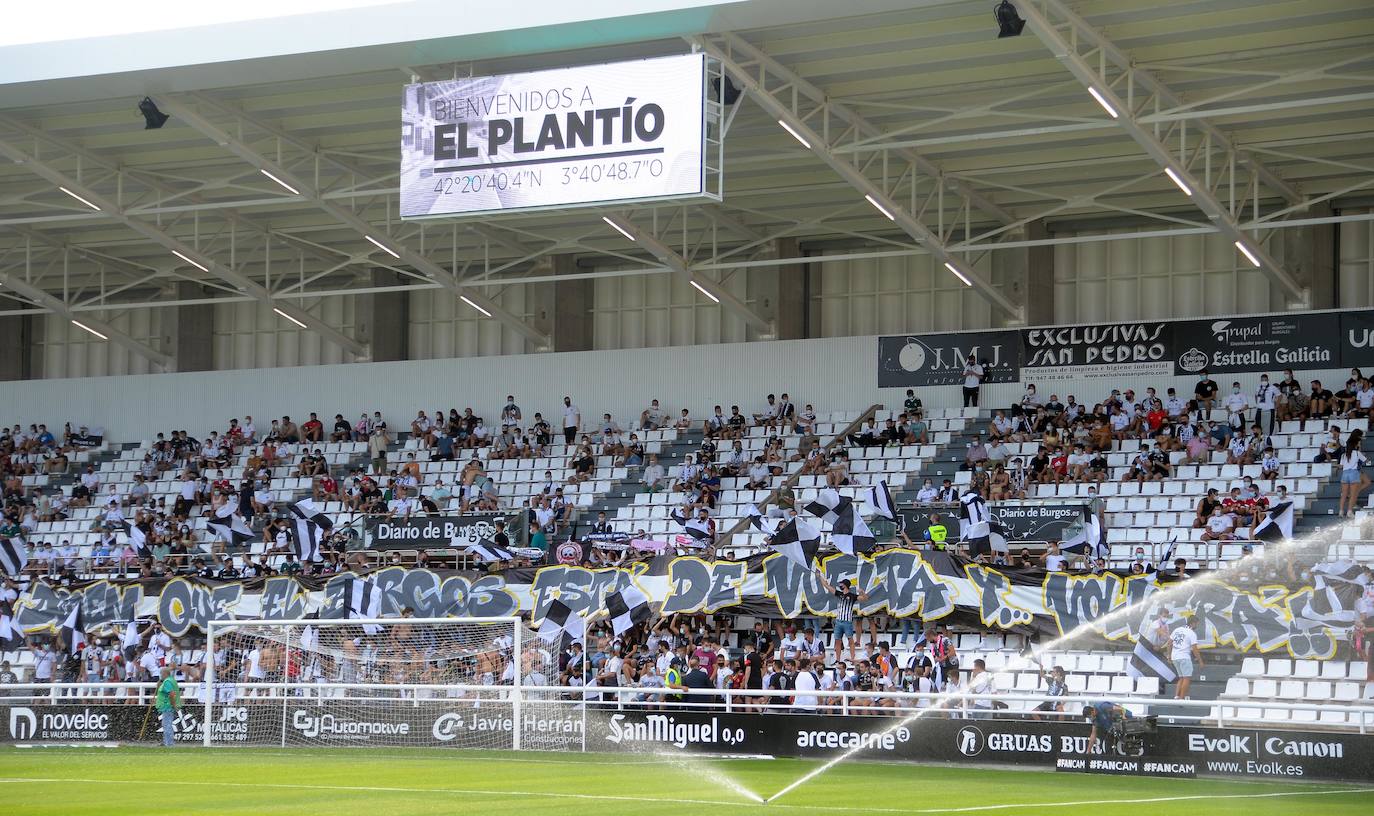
[365,514,506,550]
[879,309,1374,388]
[877,331,1020,388]
[897,502,1087,545]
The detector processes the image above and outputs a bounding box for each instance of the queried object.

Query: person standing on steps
[962,354,984,408]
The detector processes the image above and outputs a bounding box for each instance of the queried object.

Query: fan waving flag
[804,488,844,524]
[289,499,334,563]
[121,522,152,560]
[744,504,779,535]
[670,508,713,541]
[1157,536,1178,571]
[1252,501,1294,542]
[769,517,821,569]
[206,499,255,547]
[468,542,515,563]
[830,506,876,557]
[0,535,27,577]
[868,480,896,521]
[59,605,86,655]
[1126,636,1177,683]
[604,585,652,637]
[538,598,586,648]
[1061,505,1108,561]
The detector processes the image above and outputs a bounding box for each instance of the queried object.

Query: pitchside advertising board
[401,54,709,218]
[4,704,1368,782]
[879,308,1374,388]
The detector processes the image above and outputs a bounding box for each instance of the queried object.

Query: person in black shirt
[1308,380,1333,420]
[492,519,511,551]
[1027,447,1051,484]
[742,639,765,712]
[331,414,352,442]
[1194,370,1218,411]
[818,575,870,664]
[1193,488,1220,528]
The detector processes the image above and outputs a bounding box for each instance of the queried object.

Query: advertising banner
[2,704,1368,783]
[897,503,1087,545]
[880,309,1374,389]
[1171,313,1339,376]
[401,54,707,218]
[877,331,1020,388]
[365,514,505,550]
[1020,322,1174,383]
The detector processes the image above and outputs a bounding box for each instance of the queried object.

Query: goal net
[201,617,581,750]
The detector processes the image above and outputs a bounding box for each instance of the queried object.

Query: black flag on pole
[468,542,515,563]
[670,508,713,541]
[1061,505,1108,561]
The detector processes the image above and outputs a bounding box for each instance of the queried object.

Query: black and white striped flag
[1126,636,1177,683]
[468,541,515,562]
[604,585,651,637]
[0,612,23,650]
[59,604,86,655]
[206,499,255,547]
[1061,505,1108,561]
[868,480,896,521]
[769,516,821,569]
[121,522,151,560]
[670,508,713,541]
[538,598,585,648]
[0,535,27,577]
[1253,501,1294,542]
[341,576,383,619]
[289,499,333,563]
[1157,536,1178,571]
[744,504,779,535]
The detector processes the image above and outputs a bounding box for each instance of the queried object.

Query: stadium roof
[1,0,1371,359]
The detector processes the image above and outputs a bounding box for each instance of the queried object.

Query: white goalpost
[202,617,578,750]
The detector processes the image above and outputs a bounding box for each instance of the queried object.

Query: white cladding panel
[810,251,996,336]
[1339,209,1374,308]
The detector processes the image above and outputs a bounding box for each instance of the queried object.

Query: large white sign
[400,53,708,218]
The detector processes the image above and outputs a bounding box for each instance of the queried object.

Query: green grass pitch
[1,747,1370,815]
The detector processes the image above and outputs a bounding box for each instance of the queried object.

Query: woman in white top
[1338,431,1369,517]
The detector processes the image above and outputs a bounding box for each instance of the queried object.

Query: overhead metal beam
[1015,0,1307,304]
[0,264,173,369]
[692,33,1022,319]
[601,213,773,335]
[0,136,367,358]
[153,94,552,350]
[694,32,1019,231]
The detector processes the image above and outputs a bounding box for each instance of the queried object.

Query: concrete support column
[743,238,804,340]
[0,314,38,380]
[1282,203,1335,309]
[354,269,409,362]
[171,281,214,372]
[1022,220,1056,327]
[551,254,594,352]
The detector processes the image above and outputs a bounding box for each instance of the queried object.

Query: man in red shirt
[302,413,324,443]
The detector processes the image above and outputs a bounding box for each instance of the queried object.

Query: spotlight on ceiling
[994,1,1026,38]
[138,97,169,130]
[711,75,741,106]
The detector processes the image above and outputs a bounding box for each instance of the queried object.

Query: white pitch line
[0,775,1368,814]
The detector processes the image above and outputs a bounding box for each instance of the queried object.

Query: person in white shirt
[1170,617,1202,698]
[793,657,820,712]
[1254,375,1278,433]
[915,479,938,504]
[1163,389,1186,418]
[966,658,997,717]
[640,399,668,430]
[1224,382,1249,431]
[641,455,666,493]
[1338,436,1370,517]
[778,626,804,661]
[962,355,984,408]
[1042,541,1068,572]
[561,397,581,445]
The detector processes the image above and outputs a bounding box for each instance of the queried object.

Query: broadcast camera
[1110,714,1158,757]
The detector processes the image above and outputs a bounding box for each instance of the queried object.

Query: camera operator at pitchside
[1082,700,1129,755]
